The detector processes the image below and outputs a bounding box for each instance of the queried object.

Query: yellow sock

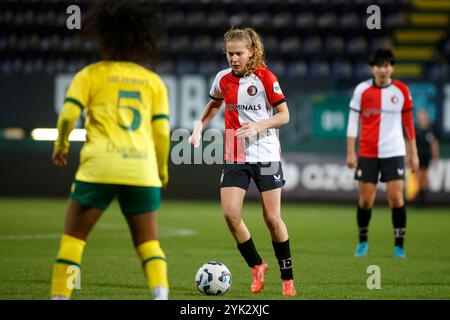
[50,234,86,299]
[136,240,169,296]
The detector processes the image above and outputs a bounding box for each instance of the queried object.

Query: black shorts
[419,156,431,169]
[220,162,285,192]
[355,156,405,183]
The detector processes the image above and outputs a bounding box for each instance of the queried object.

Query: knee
[222,207,241,227]
[388,194,404,208]
[263,214,282,231]
[358,199,374,210]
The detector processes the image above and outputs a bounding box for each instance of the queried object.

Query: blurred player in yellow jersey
[50,0,170,300]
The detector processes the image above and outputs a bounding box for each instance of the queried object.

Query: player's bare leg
[64,199,104,240]
[51,200,103,300]
[221,187,267,293]
[125,212,168,299]
[125,211,158,246]
[260,188,288,242]
[354,182,377,256]
[358,182,377,209]
[260,188,296,296]
[221,187,249,243]
[387,180,407,258]
[387,180,404,208]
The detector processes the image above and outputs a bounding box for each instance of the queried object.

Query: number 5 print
[117,90,142,131]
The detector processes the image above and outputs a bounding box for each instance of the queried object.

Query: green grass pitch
[0,198,449,300]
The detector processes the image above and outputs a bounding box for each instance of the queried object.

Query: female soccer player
[346,49,419,258]
[50,1,170,300]
[188,27,297,296]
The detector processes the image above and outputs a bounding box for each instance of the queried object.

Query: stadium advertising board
[246,153,450,204]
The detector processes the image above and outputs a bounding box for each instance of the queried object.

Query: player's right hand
[160,172,169,188]
[346,152,357,169]
[188,121,203,148]
[52,152,68,167]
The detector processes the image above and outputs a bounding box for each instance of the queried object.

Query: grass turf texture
[0,198,449,300]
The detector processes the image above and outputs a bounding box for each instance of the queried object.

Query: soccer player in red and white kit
[346,49,419,258]
[189,27,297,296]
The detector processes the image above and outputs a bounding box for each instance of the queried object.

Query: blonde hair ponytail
[224,27,266,77]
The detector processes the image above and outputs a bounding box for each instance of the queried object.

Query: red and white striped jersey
[346,79,415,158]
[209,67,286,162]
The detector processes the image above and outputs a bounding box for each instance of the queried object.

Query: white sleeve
[346,109,360,138]
[209,72,223,100]
[347,82,368,137]
[349,84,363,111]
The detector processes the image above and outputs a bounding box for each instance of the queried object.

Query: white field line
[0,233,61,240]
[0,226,197,241]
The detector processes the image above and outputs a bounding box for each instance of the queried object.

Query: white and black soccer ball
[195,261,232,296]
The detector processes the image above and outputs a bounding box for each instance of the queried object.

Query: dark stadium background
[1,0,450,303]
[0,0,449,203]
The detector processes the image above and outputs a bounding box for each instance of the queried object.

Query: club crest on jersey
[247,85,258,96]
[273,82,282,94]
[391,95,399,104]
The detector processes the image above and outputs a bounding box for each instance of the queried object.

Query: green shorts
[70,180,161,215]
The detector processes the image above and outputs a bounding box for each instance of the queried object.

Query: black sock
[357,206,372,243]
[392,206,406,248]
[237,238,262,268]
[272,240,293,280]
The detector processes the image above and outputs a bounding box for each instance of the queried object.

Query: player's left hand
[407,153,419,172]
[236,122,261,138]
[52,152,68,167]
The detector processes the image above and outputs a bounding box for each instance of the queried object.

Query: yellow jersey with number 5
[56,61,170,187]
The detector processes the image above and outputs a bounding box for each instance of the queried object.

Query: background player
[188,27,297,296]
[413,108,440,207]
[50,0,170,300]
[346,49,419,259]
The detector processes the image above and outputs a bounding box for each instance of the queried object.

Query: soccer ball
[195,261,232,296]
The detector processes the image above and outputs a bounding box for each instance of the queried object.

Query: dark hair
[368,49,396,66]
[84,0,166,66]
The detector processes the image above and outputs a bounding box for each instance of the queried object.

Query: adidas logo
[397,168,404,176]
[273,174,281,182]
